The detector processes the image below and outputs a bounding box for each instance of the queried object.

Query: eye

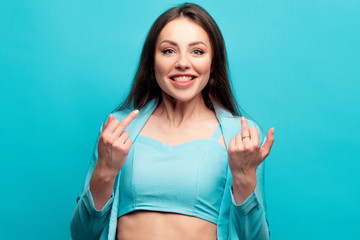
[192,49,204,55]
[162,49,175,55]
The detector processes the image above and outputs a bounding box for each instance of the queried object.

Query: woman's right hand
[95,110,139,179]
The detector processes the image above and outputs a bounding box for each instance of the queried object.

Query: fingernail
[241,116,245,120]
[133,109,139,115]
[272,128,275,133]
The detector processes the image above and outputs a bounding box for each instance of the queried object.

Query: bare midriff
[116,210,217,240]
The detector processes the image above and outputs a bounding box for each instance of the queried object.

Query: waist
[116,210,217,240]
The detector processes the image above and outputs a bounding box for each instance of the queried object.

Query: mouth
[168,74,197,87]
[169,75,197,82]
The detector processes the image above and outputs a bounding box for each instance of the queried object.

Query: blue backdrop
[1,0,359,239]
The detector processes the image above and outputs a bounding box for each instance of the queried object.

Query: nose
[175,53,190,70]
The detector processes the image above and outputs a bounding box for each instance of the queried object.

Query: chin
[163,91,202,103]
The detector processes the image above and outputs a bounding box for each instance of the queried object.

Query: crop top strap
[211,124,222,140]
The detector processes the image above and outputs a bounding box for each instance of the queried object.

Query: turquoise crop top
[118,124,227,224]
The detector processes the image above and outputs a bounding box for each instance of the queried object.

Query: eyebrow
[159,40,208,48]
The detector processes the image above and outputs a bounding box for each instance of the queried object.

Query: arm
[217,150,270,240]
[228,161,270,239]
[217,117,273,239]
[70,111,138,240]
[70,125,115,240]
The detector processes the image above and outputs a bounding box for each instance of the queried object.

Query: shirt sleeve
[70,122,113,240]
[228,165,270,239]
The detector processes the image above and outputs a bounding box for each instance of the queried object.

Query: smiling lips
[172,76,194,82]
[169,74,197,87]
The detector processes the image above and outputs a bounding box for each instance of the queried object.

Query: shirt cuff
[81,185,114,218]
[229,185,260,216]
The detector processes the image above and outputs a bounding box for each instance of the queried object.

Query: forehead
[157,17,210,45]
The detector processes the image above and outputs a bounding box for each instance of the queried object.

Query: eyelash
[193,49,204,55]
[162,49,175,54]
[161,49,205,55]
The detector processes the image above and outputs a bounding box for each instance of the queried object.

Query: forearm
[231,172,257,205]
[70,184,113,240]
[229,178,270,240]
[89,164,117,210]
[70,165,116,240]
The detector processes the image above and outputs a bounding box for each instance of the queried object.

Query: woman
[71,3,274,240]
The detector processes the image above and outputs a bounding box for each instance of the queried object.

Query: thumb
[103,114,114,128]
[261,128,275,159]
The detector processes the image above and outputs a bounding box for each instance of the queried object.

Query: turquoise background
[1,0,359,239]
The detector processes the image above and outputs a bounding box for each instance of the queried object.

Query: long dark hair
[113,3,241,116]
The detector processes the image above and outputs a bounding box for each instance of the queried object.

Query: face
[154,17,212,102]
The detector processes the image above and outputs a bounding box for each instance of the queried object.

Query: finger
[103,114,114,129]
[261,128,275,159]
[115,131,129,145]
[105,110,139,134]
[113,132,132,152]
[235,133,244,150]
[241,117,250,140]
[116,110,139,134]
[104,117,121,134]
[113,118,128,138]
[249,126,260,147]
[229,137,235,150]
[123,137,133,149]
[102,114,117,132]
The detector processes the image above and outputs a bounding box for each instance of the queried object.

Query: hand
[95,110,139,179]
[228,117,275,179]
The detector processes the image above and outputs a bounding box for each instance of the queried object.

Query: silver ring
[242,135,250,140]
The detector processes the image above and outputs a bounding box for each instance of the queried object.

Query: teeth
[173,76,193,82]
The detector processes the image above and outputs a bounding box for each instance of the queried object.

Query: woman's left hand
[228,117,275,186]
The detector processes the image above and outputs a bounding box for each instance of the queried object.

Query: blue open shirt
[70,98,270,240]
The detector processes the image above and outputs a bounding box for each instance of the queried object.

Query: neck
[156,92,211,128]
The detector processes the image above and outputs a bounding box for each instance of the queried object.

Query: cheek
[154,59,170,91]
[154,56,171,78]
[193,58,212,74]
